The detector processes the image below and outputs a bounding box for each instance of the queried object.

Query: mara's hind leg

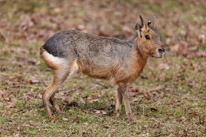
[43,69,70,121]
[50,94,63,114]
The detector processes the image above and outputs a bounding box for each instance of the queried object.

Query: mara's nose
[158,48,165,53]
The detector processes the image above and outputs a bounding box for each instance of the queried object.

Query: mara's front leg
[118,84,133,120]
[115,88,122,117]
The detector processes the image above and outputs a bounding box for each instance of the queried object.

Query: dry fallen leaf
[4,102,15,109]
[199,34,206,44]
[102,125,110,129]
[77,87,84,94]
[0,102,3,107]
[156,63,170,70]
[4,97,10,101]
[9,94,15,99]
[143,92,151,100]
[170,43,183,52]
[80,97,85,105]
[102,111,107,115]
[128,86,138,97]
[150,86,164,92]
[62,117,69,121]
[196,51,206,57]
[0,89,4,99]
[150,107,158,112]
[95,110,101,114]
[27,76,40,84]
[0,32,6,42]
[39,7,47,15]
[7,111,12,115]
[53,8,63,14]
[128,86,138,92]
[89,99,99,104]
[94,110,107,115]
[128,91,137,97]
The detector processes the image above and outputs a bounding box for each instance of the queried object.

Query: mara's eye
[145,35,150,40]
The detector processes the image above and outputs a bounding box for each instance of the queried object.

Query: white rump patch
[43,50,67,65]
[43,50,79,73]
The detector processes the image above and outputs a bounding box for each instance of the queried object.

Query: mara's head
[135,15,165,58]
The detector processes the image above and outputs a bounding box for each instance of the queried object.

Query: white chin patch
[161,52,165,57]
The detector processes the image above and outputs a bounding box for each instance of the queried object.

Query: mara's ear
[135,15,148,37]
[147,16,156,28]
[135,15,144,31]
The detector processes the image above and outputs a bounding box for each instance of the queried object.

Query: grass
[1,39,205,136]
[0,0,206,136]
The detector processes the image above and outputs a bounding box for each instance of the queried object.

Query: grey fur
[42,30,136,58]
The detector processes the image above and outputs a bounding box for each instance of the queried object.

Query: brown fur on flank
[40,15,165,121]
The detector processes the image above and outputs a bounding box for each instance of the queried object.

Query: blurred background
[0,0,206,136]
[0,0,205,57]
